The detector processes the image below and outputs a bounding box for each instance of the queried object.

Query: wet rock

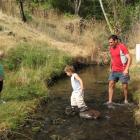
[32,126,41,133]
[65,106,79,116]
[31,114,45,121]
[69,132,87,140]
[65,106,101,119]
[104,115,111,120]
[45,117,52,124]
[107,104,116,109]
[52,118,66,125]
[79,109,101,119]
[50,134,62,140]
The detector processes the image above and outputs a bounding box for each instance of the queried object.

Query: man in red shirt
[107,35,132,105]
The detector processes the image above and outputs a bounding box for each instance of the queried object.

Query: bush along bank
[0,42,72,137]
[129,65,140,125]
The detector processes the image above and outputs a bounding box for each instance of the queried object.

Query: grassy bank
[0,12,109,136]
[130,63,140,125]
[0,42,72,133]
[28,15,109,63]
[2,9,140,136]
[127,23,140,125]
[129,25,140,97]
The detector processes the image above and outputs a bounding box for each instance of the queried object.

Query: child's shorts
[71,91,87,109]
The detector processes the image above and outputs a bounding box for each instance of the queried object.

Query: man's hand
[109,68,112,73]
[123,53,131,75]
[123,69,129,75]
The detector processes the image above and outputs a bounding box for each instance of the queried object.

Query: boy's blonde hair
[64,65,75,73]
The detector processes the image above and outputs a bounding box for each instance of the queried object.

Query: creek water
[13,66,140,140]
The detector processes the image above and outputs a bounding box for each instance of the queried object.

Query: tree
[73,0,81,15]
[19,0,27,22]
[98,0,113,33]
[49,0,72,13]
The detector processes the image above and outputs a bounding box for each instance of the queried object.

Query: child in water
[64,65,88,112]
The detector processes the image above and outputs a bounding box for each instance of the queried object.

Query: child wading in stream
[64,65,88,112]
[0,50,5,104]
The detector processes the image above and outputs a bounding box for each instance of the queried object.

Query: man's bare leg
[108,80,115,103]
[122,83,128,103]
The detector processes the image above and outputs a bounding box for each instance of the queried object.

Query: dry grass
[127,22,140,125]
[0,11,47,52]
[128,22,140,49]
[28,14,109,63]
[0,11,109,64]
[127,22,140,68]
[0,11,73,132]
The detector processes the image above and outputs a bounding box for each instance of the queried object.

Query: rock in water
[65,106,101,119]
[65,106,79,116]
[79,109,101,119]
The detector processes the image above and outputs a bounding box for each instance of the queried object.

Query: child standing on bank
[64,65,88,112]
[0,51,5,104]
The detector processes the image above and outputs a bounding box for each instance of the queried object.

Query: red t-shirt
[110,43,129,72]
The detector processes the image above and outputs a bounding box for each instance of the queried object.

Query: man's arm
[109,60,112,72]
[123,53,132,75]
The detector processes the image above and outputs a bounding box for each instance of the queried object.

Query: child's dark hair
[108,35,119,41]
[64,65,75,73]
[108,35,122,42]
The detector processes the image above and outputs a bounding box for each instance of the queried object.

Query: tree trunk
[19,0,27,22]
[74,0,81,15]
[99,0,113,34]
[112,0,117,23]
[0,0,2,9]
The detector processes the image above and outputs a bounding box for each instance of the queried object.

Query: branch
[99,0,113,34]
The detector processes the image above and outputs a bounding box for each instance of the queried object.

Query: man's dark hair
[108,35,119,41]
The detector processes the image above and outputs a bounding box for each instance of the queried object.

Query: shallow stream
[13,66,140,140]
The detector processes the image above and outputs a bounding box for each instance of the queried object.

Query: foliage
[49,0,73,13]
[0,25,4,31]
[0,100,36,129]
[79,0,103,19]
[17,0,140,31]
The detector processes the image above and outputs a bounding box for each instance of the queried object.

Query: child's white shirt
[71,73,81,92]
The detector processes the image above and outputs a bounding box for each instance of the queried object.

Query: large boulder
[65,106,79,116]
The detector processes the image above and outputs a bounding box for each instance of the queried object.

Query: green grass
[0,42,72,131]
[130,66,140,102]
[131,70,140,125]
[0,100,36,129]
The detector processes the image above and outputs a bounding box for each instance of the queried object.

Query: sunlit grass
[29,16,109,61]
[127,23,140,125]
[0,12,72,132]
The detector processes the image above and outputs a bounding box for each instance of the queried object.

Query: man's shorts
[108,72,130,84]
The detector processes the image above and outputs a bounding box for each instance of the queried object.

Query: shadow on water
[13,66,140,140]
